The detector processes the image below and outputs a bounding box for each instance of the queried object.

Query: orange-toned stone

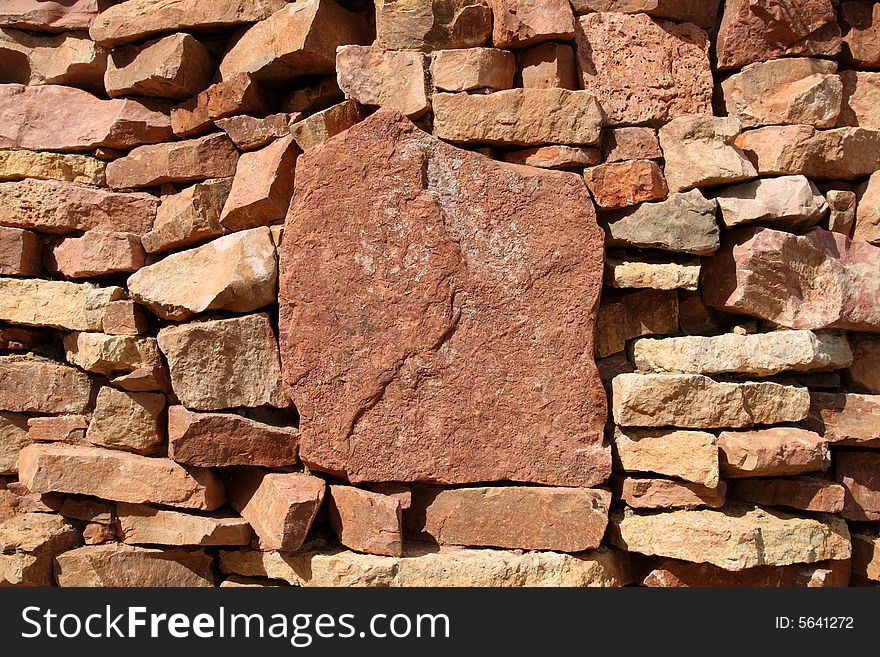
[171,74,267,137]
[584,160,667,210]
[0,226,40,277]
[328,485,403,557]
[46,231,144,279]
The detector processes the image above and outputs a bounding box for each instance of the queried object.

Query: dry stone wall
[0,0,878,588]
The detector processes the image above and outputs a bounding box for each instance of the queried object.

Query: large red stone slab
[279,109,609,487]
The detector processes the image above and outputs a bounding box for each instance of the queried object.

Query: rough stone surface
[845,335,880,393]
[616,477,725,510]
[642,558,850,587]
[605,258,699,291]
[279,109,609,487]
[854,171,880,243]
[282,76,343,114]
[804,392,880,448]
[596,288,678,357]
[431,47,515,91]
[839,70,880,129]
[0,149,105,185]
[0,226,41,277]
[171,74,267,137]
[716,175,828,229]
[602,127,662,162]
[841,1,880,68]
[0,28,106,92]
[0,513,80,587]
[584,160,667,210]
[105,32,214,100]
[852,532,880,581]
[0,0,101,33]
[220,545,631,587]
[0,83,172,151]
[613,427,718,487]
[575,13,713,126]
[0,278,123,331]
[168,406,298,468]
[87,388,165,455]
[55,544,214,586]
[129,227,277,321]
[0,179,156,235]
[490,0,576,48]
[0,355,92,414]
[632,330,853,377]
[720,58,842,129]
[612,505,850,570]
[433,88,602,145]
[715,0,842,71]
[19,444,225,510]
[503,145,600,169]
[718,428,829,478]
[219,0,369,84]
[27,415,88,444]
[141,179,231,255]
[659,116,757,193]
[612,373,811,429]
[735,126,880,180]
[602,190,719,255]
[375,0,492,50]
[101,300,147,337]
[90,0,289,47]
[157,313,288,411]
[63,332,163,384]
[217,113,297,151]
[106,133,239,189]
[337,46,429,118]
[0,412,28,474]
[837,451,880,521]
[408,486,610,552]
[220,136,299,231]
[289,101,363,151]
[116,503,251,547]
[569,0,720,28]
[47,231,145,279]
[518,41,577,89]
[827,189,856,236]
[729,477,845,514]
[327,485,403,557]
[702,227,880,332]
[229,471,325,552]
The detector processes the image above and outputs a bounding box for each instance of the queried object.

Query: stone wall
[0,0,878,588]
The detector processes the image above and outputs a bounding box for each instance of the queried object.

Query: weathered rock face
[0,226,40,277]
[168,406,298,468]
[490,0,576,48]
[595,288,678,357]
[0,279,123,331]
[604,258,700,291]
[804,392,880,447]
[0,83,171,151]
[854,171,880,243]
[575,12,713,126]
[279,109,609,487]
[219,0,369,84]
[845,335,880,393]
[171,74,267,137]
[852,532,880,582]
[612,505,850,570]
[327,485,403,557]
[716,175,828,229]
[229,470,325,551]
[27,415,89,444]
[141,179,231,255]
[128,227,277,321]
[720,58,842,129]
[729,477,845,514]
[55,544,214,586]
[220,545,632,587]
[433,88,602,145]
[641,558,850,588]
[289,101,364,151]
[715,0,841,71]
[116,503,251,547]
[632,330,853,377]
[408,486,610,552]
[0,513,81,586]
[375,0,492,50]
[104,33,215,100]
[839,70,880,130]
[613,427,719,487]
[157,313,288,411]
[86,388,165,455]
[217,113,296,151]
[735,126,880,179]
[504,144,600,169]
[518,41,577,89]
[659,116,757,193]
[0,28,107,92]
[0,355,93,414]
[612,373,811,429]
[0,149,105,185]
[105,133,239,189]
[19,443,225,510]
[616,477,725,510]
[603,127,661,162]
[47,231,145,279]
[0,0,101,33]
[431,47,515,92]
[569,0,721,28]
[837,451,880,521]
[0,412,28,474]
[583,160,667,210]
[841,1,880,67]
[827,189,856,236]
[602,190,719,254]
[718,428,830,478]
[89,0,290,47]
[702,227,880,332]
[337,46,429,118]
[0,179,156,235]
